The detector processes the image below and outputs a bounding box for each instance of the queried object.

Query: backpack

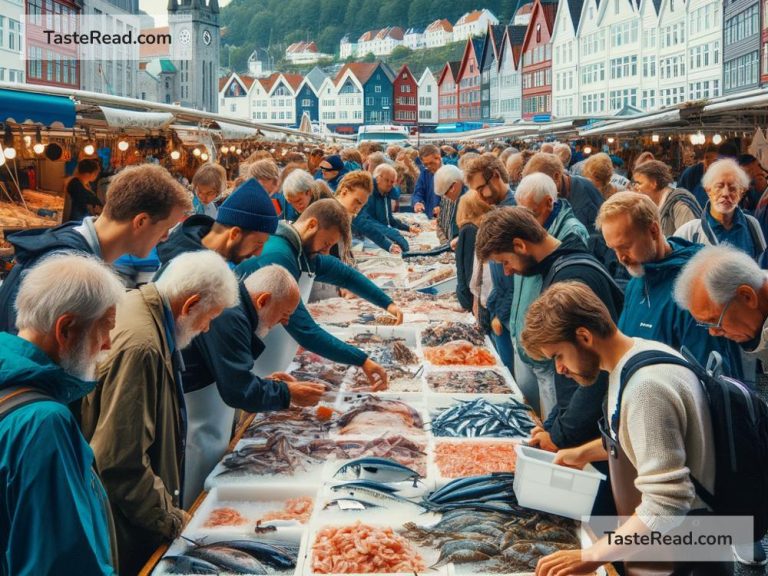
[616,348,768,540]
[0,386,53,420]
[541,253,625,311]
[663,188,702,222]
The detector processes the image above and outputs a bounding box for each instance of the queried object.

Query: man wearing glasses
[674,243,768,566]
[595,191,744,379]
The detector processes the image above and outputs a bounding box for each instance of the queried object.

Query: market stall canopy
[0,88,76,128]
[99,106,174,130]
[210,120,261,140]
[579,109,683,137]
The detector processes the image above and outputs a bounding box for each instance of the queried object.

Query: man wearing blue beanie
[155,177,279,276]
[154,176,326,501]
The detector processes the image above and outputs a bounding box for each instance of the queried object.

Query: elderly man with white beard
[596,191,743,378]
[181,264,325,500]
[0,253,124,575]
[81,250,239,575]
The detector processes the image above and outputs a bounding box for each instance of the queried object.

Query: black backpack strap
[746,216,766,259]
[699,203,719,246]
[0,386,53,421]
[542,254,624,295]
[670,190,702,218]
[614,351,689,434]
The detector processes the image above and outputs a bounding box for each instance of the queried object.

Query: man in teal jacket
[0,253,125,575]
[597,191,743,377]
[237,199,401,388]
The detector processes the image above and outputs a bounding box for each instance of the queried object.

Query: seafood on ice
[291,349,350,388]
[244,407,331,442]
[334,457,422,484]
[203,507,249,528]
[350,364,422,393]
[424,340,496,366]
[420,322,485,347]
[429,398,535,438]
[311,522,427,574]
[216,435,329,479]
[160,538,299,575]
[335,396,424,436]
[434,440,519,478]
[346,333,419,365]
[331,436,427,476]
[426,370,510,394]
[259,496,314,524]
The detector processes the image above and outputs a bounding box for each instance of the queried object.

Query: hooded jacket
[528,238,624,448]
[0,333,116,575]
[412,167,441,218]
[154,216,290,413]
[509,201,589,366]
[560,174,603,235]
[81,285,187,575]
[236,222,393,366]
[352,210,409,252]
[0,222,93,333]
[618,237,743,378]
[274,193,300,221]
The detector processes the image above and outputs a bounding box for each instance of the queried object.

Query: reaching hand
[413,202,425,213]
[491,316,503,336]
[386,303,404,325]
[362,358,388,390]
[389,244,403,255]
[287,381,327,407]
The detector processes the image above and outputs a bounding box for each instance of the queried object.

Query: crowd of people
[0,134,767,575]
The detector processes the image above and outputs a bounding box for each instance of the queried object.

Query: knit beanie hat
[324,154,345,172]
[216,178,278,234]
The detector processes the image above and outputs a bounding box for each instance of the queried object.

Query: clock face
[203,29,212,46]
[179,28,191,45]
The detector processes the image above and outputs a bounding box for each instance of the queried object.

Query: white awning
[578,110,682,136]
[215,121,261,140]
[99,106,174,129]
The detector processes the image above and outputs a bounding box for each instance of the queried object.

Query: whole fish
[160,555,219,575]
[430,399,535,438]
[333,457,421,485]
[323,498,383,511]
[217,540,297,570]
[187,545,267,574]
[330,482,425,511]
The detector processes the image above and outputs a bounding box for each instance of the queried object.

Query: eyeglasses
[630,180,640,188]
[696,298,733,331]
[319,166,335,172]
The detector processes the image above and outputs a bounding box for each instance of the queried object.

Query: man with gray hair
[515,173,588,244]
[0,253,124,574]
[553,143,572,169]
[354,163,414,254]
[434,164,467,246]
[181,264,323,499]
[82,250,239,575]
[673,243,768,566]
[279,169,317,220]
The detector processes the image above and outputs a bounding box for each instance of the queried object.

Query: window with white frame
[724,4,759,46]
[610,55,638,79]
[610,20,638,48]
[609,88,637,111]
[642,56,656,78]
[641,89,656,110]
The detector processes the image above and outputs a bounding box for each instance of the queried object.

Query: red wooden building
[520,0,557,120]
[437,61,460,123]
[457,38,484,121]
[393,64,418,125]
[25,0,82,89]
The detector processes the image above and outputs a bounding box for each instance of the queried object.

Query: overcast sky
[140,0,231,26]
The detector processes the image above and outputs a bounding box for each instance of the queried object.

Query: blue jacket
[562,174,603,235]
[236,222,393,365]
[365,182,410,233]
[315,167,348,192]
[274,193,300,221]
[486,190,517,325]
[678,162,707,207]
[618,237,743,378]
[0,222,94,334]
[154,219,291,413]
[412,167,440,218]
[353,182,410,251]
[0,333,116,575]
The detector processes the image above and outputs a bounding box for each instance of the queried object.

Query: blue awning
[0,88,76,128]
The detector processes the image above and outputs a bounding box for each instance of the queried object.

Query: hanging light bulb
[200,152,209,161]
[712,134,722,145]
[689,134,698,145]
[84,143,95,155]
[584,146,592,155]
[33,143,45,154]
[118,139,130,152]
[696,132,705,145]
[23,135,32,147]
[170,150,181,161]
[3,147,17,160]
[651,134,660,143]
[236,148,242,155]
[607,137,615,144]
[221,146,229,154]
[193,147,201,157]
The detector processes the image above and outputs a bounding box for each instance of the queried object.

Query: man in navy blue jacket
[354,164,415,253]
[412,144,443,218]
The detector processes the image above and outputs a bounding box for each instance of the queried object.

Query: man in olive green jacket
[81,251,239,575]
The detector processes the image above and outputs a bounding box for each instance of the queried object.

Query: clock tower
[168,0,220,112]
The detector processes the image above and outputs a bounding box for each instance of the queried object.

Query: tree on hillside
[362,52,376,63]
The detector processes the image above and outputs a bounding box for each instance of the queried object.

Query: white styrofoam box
[514,445,606,521]
[204,439,328,491]
[429,437,521,488]
[303,519,444,576]
[422,335,500,369]
[152,526,308,576]
[186,485,320,535]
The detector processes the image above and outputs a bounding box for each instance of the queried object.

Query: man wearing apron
[520,282,728,576]
[237,199,402,386]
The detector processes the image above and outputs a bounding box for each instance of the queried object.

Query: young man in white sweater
[521,281,719,576]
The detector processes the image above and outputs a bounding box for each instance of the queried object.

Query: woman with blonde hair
[582,153,617,199]
[455,190,493,312]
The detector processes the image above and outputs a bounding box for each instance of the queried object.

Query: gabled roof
[405,27,424,35]
[455,9,497,27]
[374,26,404,41]
[419,67,436,84]
[281,73,304,91]
[565,0,585,31]
[521,0,557,56]
[394,64,416,84]
[286,41,318,54]
[480,24,506,71]
[358,29,379,42]
[437,61,460,87]
[144,58,176,79]
[334,62,388,86]
[220,73,256,95]
[258,72,281,92]
[304,66,329,91]
[499,24,528,70]
[426,19,453,33]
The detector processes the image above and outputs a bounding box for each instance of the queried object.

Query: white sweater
[607,338,715,532]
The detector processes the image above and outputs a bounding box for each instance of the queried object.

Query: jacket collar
[137,284,174,371]
[275,221,312,274]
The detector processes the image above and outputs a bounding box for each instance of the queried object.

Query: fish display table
[142,224,615,576]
